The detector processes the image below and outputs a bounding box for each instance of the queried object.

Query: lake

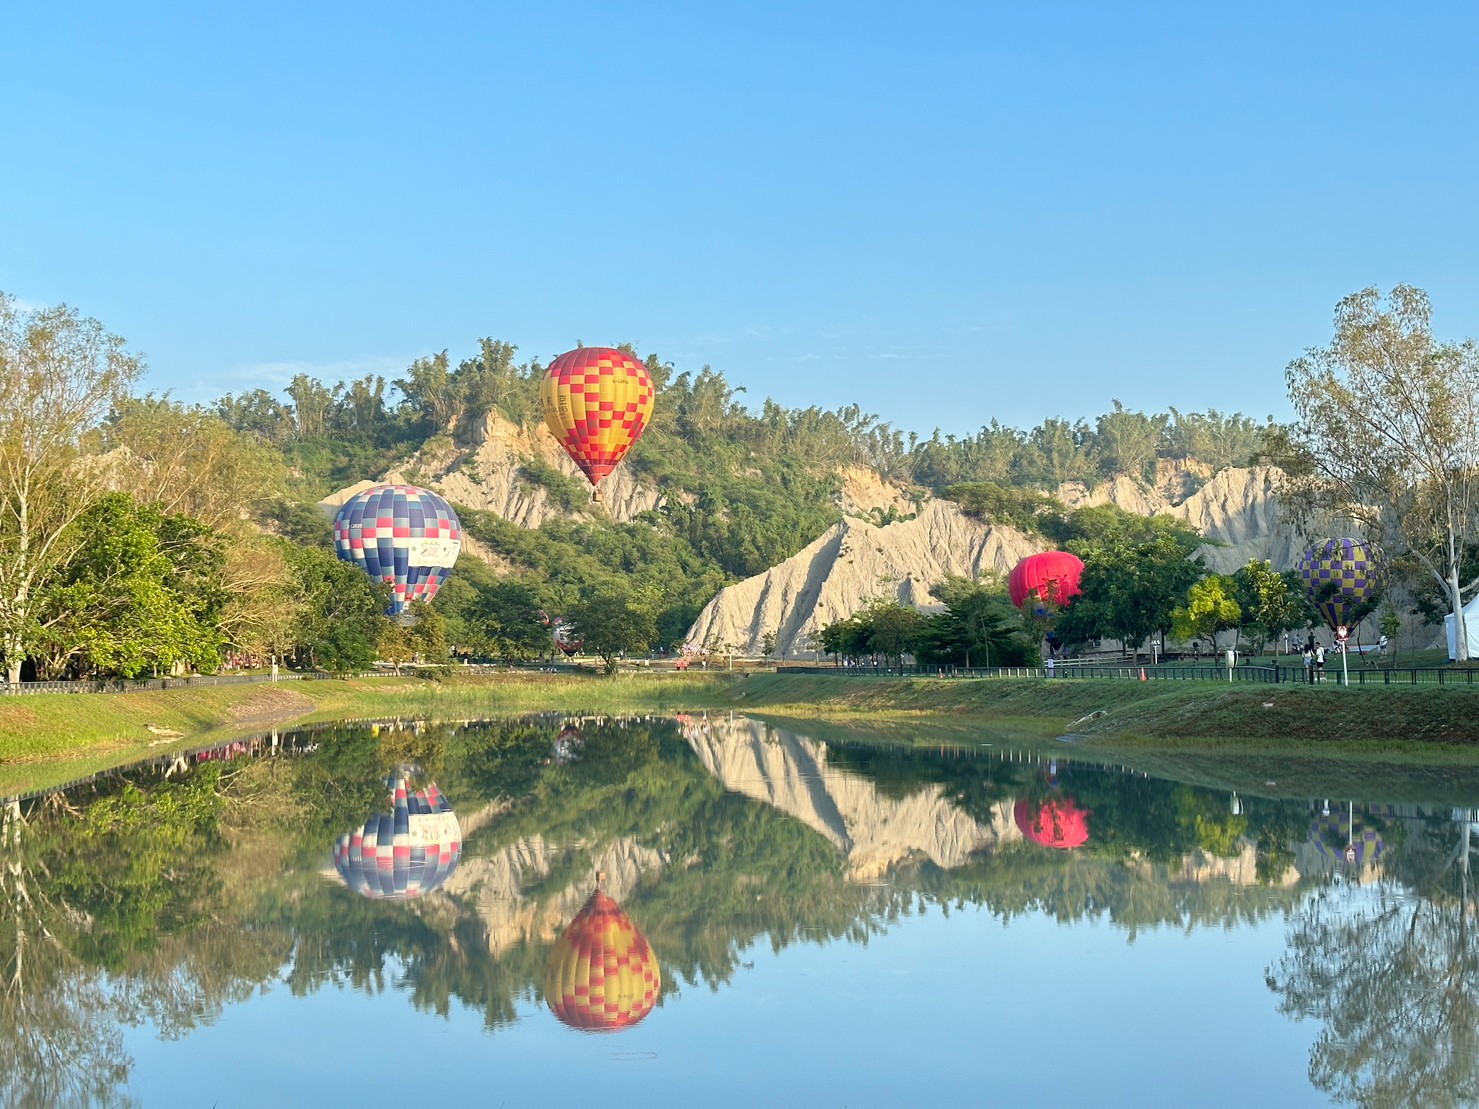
[3,713,1476,1107]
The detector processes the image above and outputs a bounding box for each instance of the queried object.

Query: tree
[1280,286,1479,660]
[1094,400,1168,481]
[217,536,302,665]
[0,295,144,682]
[567,583,657,674]
[860,599,927,669]
[1170,575,1242,653]
[32,494,227,679]
[916,576,1033,667]
[1232,560,1305,655]
[97,395,285,532]
[1056,532,1204,657]
[286,547,390,671]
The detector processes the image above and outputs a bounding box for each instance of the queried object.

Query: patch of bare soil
[227,687,316,727]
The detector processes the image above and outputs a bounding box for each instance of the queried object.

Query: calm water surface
[4,714,1477,1107]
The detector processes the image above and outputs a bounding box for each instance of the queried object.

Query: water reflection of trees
[7,714,1477,1105]
[1267,818,1479,1108]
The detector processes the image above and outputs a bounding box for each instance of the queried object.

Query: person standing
[1315,643,1326,682]
[1304,646,1314,684]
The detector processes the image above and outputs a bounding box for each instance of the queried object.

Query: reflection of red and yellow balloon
[541,347,655,499]
[1014,796,1090,849]
[546,890,660,1031]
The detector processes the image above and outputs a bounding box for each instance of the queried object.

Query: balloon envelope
[541,347,655,490]
[552,617,583,657]
[1297,537,1380,629]
[546,890,660,1032]
[1009,552,1085,614]
[1014,795,1090,849]
[332,769,462,900]
[332,484,462,616]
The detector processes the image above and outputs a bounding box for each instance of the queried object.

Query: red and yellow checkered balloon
[541,347,655,494]
[545,890,660,1032]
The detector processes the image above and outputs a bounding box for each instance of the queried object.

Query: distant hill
[218,351,1282,652]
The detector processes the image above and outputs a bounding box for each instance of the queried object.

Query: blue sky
[4,2,1478,437]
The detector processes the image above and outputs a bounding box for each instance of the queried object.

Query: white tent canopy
[1445,594,1479,660]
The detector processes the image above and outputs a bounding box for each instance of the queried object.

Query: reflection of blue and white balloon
[332,484,461,615]
[332,769,462,900]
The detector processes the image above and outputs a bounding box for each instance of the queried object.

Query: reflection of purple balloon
[332,769,461,900]
[1297,537,1381,629]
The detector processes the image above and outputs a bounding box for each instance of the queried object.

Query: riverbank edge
[3,670,1478,795]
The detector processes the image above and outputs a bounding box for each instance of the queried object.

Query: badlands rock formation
[687,466,1300,657]
[438,833,666,956]
[1056,465,1297,574]
[679,714,1021,880]
[318,411,663,532]
[684,499,1041,659]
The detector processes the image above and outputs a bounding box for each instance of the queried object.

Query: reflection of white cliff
[440,834,665,955]
[679,714,1019,881]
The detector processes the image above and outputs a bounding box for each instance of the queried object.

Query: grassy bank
[0,672,749,795]
[4,669,1479,796]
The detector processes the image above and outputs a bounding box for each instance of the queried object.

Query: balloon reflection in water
[332,768,462,899]
[546,889,661,1032]
[1014,795,1090,849]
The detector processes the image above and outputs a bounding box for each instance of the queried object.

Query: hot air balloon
[1009,552,1085,616]
[332,484,462,616]
[551,617,583,657]
[541,347,655,500]
[1296,538,1381,630]
[546,889,660,1032]
[1014,795,1090,849]
[332,768,462,899]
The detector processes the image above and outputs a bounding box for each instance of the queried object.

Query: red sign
[1344,844,1357,863]
[1336,625,1350,641]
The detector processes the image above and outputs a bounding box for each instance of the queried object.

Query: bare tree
[0,294,142,681]
[1280,286,1479,659]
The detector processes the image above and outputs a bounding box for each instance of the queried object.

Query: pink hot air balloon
[1008,552,1085,616]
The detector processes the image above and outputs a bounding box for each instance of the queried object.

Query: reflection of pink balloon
[1014,796,1089,849]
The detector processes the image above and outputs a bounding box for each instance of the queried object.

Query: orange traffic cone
[1139,667,1147,681]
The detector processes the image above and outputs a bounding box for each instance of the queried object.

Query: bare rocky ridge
[685,466,1301,658]
[684,499,1041,658]
[318,411,663,530]
[1059,465,1298,574]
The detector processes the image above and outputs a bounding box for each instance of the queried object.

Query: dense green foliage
[818,584,1036,668]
